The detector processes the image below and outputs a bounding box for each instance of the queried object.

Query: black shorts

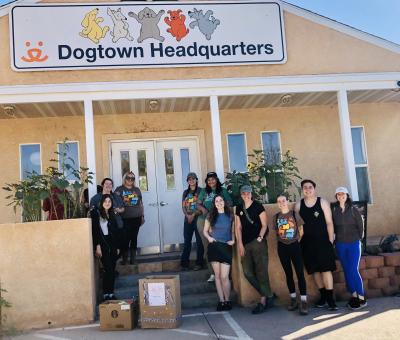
[207,242,232,265]
[301,237,336,274]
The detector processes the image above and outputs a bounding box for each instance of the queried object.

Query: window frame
[226,132,248,173]
[57,140,81,182]
[351,125,373,204]
[19,143,42,180]
[260,130,282,165]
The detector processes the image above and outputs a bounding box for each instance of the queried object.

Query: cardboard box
[99,299,135,331]
[138,275,181,329]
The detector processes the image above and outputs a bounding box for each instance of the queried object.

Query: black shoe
[193,265,203,271]
[315,288,327,308]
[358,298,368,309]
[109,294,118,300]
[180,266,190,271]
[223,301,232,311]
[217,302,225,312]
[251,303,267,314]
[328,301,339,311]
[347,297,360,309]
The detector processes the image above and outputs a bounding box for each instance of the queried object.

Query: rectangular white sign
[10,1,286,71]
[147,282,166,306]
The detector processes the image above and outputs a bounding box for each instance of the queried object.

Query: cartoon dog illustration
[79,8,109,44]
[107,7,133,43]
[188,8,220,40]
[128,7,165,43]
[164,9,189,42]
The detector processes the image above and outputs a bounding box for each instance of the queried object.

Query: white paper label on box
[148,282,166,306]
[121,304,131,311]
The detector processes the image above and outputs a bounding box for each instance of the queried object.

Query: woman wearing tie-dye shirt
[115,171,144,265]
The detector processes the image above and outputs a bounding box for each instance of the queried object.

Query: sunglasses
[126,176,135,181]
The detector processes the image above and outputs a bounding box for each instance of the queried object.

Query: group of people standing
[89,172,144,301]
[181,173,366,314]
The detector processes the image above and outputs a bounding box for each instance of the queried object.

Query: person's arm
[113,194,125,214]
[257,211,268,241]
[353,206,364,239]
[227,219,235,246]
[295,201,301,214]
[321,198,334,243]
[90,209,102,258]
[197,190,208,215]
[298,225,304,241]
[203,218,216,243]
[235,215,245,257]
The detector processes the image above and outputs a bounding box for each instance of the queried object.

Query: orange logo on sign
[21,41,49,62]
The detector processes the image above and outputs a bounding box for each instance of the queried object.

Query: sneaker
[287,298,298,311]
[223,301,232,311]
[315,296,327,308]
[358,298,368,309]
[299,301,309,315]
[109,294,118,300]
[207,274,215,283]
[193,265,203,271]
[327,301,339,311]
[347,297,360,309]
[216,301,225,311]
[251,303,267,314]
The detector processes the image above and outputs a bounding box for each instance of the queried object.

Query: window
[261,131,281,165]
[120,151,130,179]
[227,133,247,172]
[58,142,79,181]
[137,150,149,191]
[351,127,371,203]
[164,149,175,190]
[20,144,41,179]
[180,148,190,187]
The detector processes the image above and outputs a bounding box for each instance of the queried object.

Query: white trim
[210,96,225,181]
[1,73,399,104]
[281,1,400,54]
[351,125,373,203]
[84,99,97,200]
[19,142,42,180]
[337,89,359,201]
[226,132,248,172]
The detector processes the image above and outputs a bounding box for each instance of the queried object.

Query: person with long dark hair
[180,172,204,271]
[91,194,122,301]
[197,172,232,282]
[115,171,144,265]
[203,195,235,311]
[332,187,366,310]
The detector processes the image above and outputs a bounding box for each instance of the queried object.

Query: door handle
[160,201,168,206]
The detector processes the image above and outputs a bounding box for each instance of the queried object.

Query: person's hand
[238,243,245,257]
[227,240,235,246]
[208,237,216,243]
[95,245,102,258]
[117,249,120,256]
[141,216,145,226]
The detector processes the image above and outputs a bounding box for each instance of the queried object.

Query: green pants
[241,238,272,298]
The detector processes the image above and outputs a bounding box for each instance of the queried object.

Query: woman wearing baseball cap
[332,187,366,310]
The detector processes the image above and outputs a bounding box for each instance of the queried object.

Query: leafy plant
[3,139,93,221]
[0,282,11,337]
[225,149,302,205]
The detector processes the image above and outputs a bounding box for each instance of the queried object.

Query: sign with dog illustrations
[10,1,286,71]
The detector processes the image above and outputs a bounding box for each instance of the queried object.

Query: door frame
[108,133,205,254]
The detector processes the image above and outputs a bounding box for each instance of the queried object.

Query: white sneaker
[207,274,215,283]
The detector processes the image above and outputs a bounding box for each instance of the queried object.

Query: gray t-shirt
[114,185,143,219]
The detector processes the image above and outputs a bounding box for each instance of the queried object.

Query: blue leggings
[335,240,364,296]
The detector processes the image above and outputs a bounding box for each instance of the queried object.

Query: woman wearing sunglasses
[115,171,144,265]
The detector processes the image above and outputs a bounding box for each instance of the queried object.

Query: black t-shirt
[235,201,265,245]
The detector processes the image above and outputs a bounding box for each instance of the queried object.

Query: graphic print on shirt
[122,190,139,206]
[277,216,296,241]
[183,192,198,213]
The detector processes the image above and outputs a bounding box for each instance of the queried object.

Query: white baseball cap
[335,187,349,195]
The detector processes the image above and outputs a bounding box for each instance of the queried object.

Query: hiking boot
[315,288,327,308]
[287,298,298,311]
[251,303,267,314]
[223,301,232,311]
[299,301,309,315]
[327,300,339,311]
[216,301,225,311]
[347,297,360,309]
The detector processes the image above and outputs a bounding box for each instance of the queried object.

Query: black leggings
[101,236,118,294]
[277,241,307,296]
[123,217,141,251]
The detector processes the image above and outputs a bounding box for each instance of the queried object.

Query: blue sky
[1,0,399,45]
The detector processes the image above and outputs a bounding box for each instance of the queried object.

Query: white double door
[111,138,200,254]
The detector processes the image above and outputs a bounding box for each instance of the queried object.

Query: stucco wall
[0,102,399,235]
[1,6,400,86]
[0,218,95,330]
